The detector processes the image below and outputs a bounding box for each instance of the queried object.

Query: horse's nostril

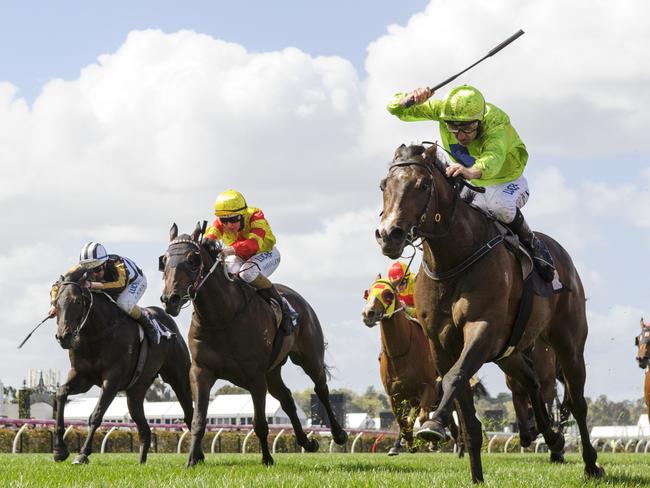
[375,229,382,240]
[160,295,167,304]
[388,227,405,242]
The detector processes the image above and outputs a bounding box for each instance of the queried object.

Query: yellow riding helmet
[440,85,486,122]
[214,189,248,217]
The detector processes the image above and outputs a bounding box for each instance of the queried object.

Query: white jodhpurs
[461,175,530,224]
[224,247,281,283]
[116,274,147,315]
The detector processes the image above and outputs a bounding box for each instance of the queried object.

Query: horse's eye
[379,178,386,192]
[416,178,430,191]
[188,251,201,269]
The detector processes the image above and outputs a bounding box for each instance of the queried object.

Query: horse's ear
[394,144,407,159]
[376,273,381,280]
[192,222,202,242]
[170,223,178,242]
[642,318,646,329]
[424,142,438,158]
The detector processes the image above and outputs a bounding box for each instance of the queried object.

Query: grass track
[2,452,649,487]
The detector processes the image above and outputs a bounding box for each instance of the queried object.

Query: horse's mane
[395,143,477,205]
[63,266,88,283]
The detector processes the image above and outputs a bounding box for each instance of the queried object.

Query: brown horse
[635,318,650,420]
[52,267,193,464]
[159,224,348,467]
[362,276,439,455]
[376,143,603,482]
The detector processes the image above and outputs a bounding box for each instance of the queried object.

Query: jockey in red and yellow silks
[387,260,416,318]
[204,189,295,332]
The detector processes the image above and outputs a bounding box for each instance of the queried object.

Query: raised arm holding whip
[387,29,556,282]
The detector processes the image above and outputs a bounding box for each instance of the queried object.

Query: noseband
[57,281,94,337]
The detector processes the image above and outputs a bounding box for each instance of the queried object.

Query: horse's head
[159,222,225,316]
[636,317,650,369]
[53,268,92,349]
[375,143,451,258]
[361,274,399,327]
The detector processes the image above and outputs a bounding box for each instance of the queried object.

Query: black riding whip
[18,315,51,349]
[401,29,525,108]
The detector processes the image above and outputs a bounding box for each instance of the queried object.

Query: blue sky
[1,0,649,403]
[0,0,427,102]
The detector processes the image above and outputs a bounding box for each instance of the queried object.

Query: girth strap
[422,234,504,281]
[492,275,534,362]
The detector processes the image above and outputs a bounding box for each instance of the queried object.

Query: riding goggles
[445,121,479,135]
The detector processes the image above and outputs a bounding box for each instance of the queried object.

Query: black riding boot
[257,285,294,334]
[507,209,556,282]
[132,307,159,345]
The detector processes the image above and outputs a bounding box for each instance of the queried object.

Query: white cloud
[2,2,650,400]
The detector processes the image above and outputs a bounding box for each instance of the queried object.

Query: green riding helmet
[440,85,486,122]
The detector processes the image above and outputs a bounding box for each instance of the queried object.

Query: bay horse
[52,267,193,464]
[362,276,441,455]
[376,143,603,482]
[159,223,348,467]
[635,318,650,420]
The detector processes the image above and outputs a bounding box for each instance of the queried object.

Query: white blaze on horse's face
[377,165,431,259]
[362,294,384,327]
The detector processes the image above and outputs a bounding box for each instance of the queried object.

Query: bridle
[387,152,463,243]
[160,238,232,304]
[385,146,503,281]
[637,325,650,368]
[56,281,94,338]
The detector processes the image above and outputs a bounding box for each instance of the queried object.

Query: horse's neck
[380,303,412,358]
[194,267,248,326]
[423,172,492,272]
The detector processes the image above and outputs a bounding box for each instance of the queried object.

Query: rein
[164,238,251,326]
[389,151,503,281]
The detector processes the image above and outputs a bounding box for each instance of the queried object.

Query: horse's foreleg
[54,372,92,462]
[507,376,535,448]
[455,383,484,483]
[74,380,120,464]
[266,368,317,452]
[418,323,493,443]
[187,364,214,468]
[498,352,562,455]
[126,388,150,464]
[250,383,273,466]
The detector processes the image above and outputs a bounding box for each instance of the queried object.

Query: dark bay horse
[52,267,193,464]
[362,276,439,455]
[635,318,650,420]
[159,224,348,466]
[376,144,603,482]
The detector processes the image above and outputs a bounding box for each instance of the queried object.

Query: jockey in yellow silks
[387,260,416,318]
[204,189,294,331]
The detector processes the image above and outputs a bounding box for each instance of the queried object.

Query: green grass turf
[2,452,648,487]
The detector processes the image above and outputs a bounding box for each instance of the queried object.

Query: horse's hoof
[550,451,565,464]
[333,430,348,445]
[186,453,205,468]
[519,434,532,448]
[262,455,274,466]
[416,420,447,443]
[585,463,605,479]
[548,432,565,453]
[53,448,70,462]
[303,438,319,453]
[72,454,89,465]
[387,447,400,456]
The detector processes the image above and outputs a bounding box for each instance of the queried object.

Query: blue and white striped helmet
[79,242,109,269]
